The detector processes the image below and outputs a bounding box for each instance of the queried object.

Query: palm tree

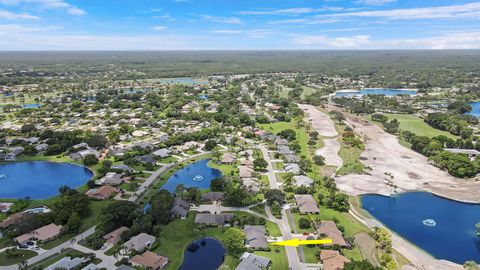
[17,260,28,270]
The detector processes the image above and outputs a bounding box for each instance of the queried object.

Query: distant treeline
[1,50,480,86]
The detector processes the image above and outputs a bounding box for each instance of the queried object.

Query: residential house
[97,172,127,186]
[111,164,134,172]
[277,145,293,155]
[130,251,168,270]
[35,143,49,152]
[316,221,348,247]
[15,223,63,244]
[132,130,149,137]
[239,166,254,178]
[222,153,237,164]
[236,253,271,270]
[81,263,99,270]
[244,225,268,249]
[153,148,171,158]
[115,266,135,270]
[284,163,301,175]
[294,195,320,214]
[103,226,129,245]
[294,175,314,187]
[444,148,480,160]
[0,202,13,213]
[85,185,119,200]
[275,138,289,146]
[194,213,234,227]
[133,142,153,150]
[170,197,190,219]
[47,257,86,270]
[319,250,350,270]
[242,177,260,193]
[123,233,156,252]
[135,154,156,165]
[0,212,27,229]
[201,192,224,202]
[284,154,299,163]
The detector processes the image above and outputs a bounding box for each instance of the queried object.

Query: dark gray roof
[236,253,271,270]
[244,225,268,249]
[194,213,234,226]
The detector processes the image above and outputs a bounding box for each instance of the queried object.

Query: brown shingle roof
[103,226,129,245]
[294,195,320,214]
[316,221,348,247]
[130,251,168,270]
[320,250,350,270]
[15,223,62,243]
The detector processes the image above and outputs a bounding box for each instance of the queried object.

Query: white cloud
[326,2,480,20]
[202,15,242,24]
[268,18,338,25]
[211,29,243,34]
[293,35,371,47]
[151,25,167,30]
[292,32,480,49]
[0,23,59,33]
[0,9,38,19]
[356,0,396,6]
[0,0,85,15]
[239,7,349,16]
[0,33,193,50]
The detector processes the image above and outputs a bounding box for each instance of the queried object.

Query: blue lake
[362,192,480,264]
[468,102,480,117]
[0,161,93,199]
[159,77,209,85]
[336,88,417,97]
[179,237,226,270]
[22,103,41,109]
[161,159,221,193]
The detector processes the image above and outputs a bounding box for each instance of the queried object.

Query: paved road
[259,145,279,189]
[266,206,301,270]
[259,143,300,270]
[193,203,270,220]
[3,151,225,269]
[1,227,97,270]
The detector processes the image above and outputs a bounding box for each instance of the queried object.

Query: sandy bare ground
[298,104,342,167]
[298,104,338,137]
[326,105,480,203]
[315,139,342,167]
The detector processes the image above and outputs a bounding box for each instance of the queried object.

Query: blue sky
[0,0,479,50]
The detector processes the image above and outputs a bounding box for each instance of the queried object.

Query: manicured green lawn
[250,204,267,216]
[208,160,237,176]
[153,213,238,270]
[254,245,288,270]
[301,86,318,99]
[344,246,363,261]
[319,206,370,237]
[265,220,282,237]
[337,140,365,176]
[302,246,319,263]
[0,249,37,266]
[380,114,458,139]
[40,200,113,249]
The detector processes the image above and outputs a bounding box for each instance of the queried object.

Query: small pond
[336,88,417,97]
[159,77,209,85]
[22,103,41,109]
[0,161,93,199]
[362,192,480,264]
[468,102,480,117]
[161,159,221,193]
[179,237,226,270]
